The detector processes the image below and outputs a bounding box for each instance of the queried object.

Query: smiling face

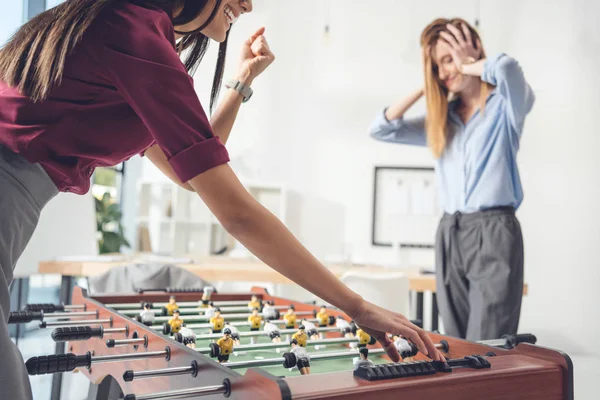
[175,0,253,42]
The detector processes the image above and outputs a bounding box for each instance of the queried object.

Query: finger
[246,27,266,45]
[439,31,459,49]
[252,42,271,57]
[445,24,466,46]
[397,326,429,357]
[461,23,473,48]
[382,340,401,363]
[420,331,443,361]
[401,319,443,361]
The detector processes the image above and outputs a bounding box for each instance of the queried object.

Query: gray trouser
[435,207,524,341]
[0,146,58,400]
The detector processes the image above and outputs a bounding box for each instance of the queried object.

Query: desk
[38,255,528,331]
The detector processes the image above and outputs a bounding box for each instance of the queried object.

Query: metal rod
[108,338,145,347]
[43,311,97,319]
[151,318,322,332]
[197,336,356,354]
[477,338,506,347]
[193,326,340,340]
[64,305,85,310]
[103,327,127,335]
[120,304,288,316]
[92,350,168,364]
[109,300,251,310]
[129,385,227,400]
[225,348,385,369]
[41,319,111,328]
[126,365,195,381]
[152,310,312,324]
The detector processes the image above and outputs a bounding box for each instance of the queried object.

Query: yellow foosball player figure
[168,309,183,334]
[248,307,263,344]
[163,295,178,316]
[316,305,329,328]
[353,347,375,371]
[210,307,224,334]
[247,295,261,311]
[200,286,215,308]
[291,325,308,348]
[283,305,297,329]
[289,339,311,375]
[216,328,234,363]
[247,308,263,331]
[355,328,376,348]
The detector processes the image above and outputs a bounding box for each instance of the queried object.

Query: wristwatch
[225,79,253,103]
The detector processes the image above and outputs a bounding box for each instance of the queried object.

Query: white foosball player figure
[335,316,353,338]
[392,335,415,361]
[261,301,278,320]
[264,320,282,343]
[139,303,155,327]
[178,324,196,348]
[300,319,319,340]
[290,339,311,375]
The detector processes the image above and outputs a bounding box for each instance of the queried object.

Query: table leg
[50,276,75,400]
[86,375,123,400]
[431,293,439,332]
[416,292,424,328]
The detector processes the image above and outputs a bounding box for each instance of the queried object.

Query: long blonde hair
[420,18,494,158]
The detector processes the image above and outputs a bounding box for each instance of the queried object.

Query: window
[92,163,125,205]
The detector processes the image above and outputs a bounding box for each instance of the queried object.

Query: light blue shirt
[369,53,535,214]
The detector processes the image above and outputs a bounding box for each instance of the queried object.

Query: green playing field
[177,323,390,377]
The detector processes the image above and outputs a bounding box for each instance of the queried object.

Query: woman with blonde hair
[369,18,535,341]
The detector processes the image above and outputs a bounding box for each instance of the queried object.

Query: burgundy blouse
[0,2,229,194]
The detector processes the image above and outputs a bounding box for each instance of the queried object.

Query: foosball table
[12,286,573,399]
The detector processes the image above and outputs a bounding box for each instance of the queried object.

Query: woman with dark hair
[0,1,443,397]
[369,18,535,342]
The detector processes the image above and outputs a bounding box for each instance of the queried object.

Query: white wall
[478,0,600,357]
[0,0,23,46]
[134,0,600,358]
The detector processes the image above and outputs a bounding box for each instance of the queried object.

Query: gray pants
[0,146,58,400]
[435,207,524,341]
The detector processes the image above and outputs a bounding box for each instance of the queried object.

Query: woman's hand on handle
[352,300,446,362]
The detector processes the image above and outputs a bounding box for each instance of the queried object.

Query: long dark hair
[0,0,228,113]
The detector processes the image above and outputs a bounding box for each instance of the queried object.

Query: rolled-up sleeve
[96,8,229,182]
[368,109,427,147]
[482,53,535,131]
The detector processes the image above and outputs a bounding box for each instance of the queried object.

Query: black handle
[8,311,43,324]
[26,352,92,375]
[124,395,136,400]
[123,370,135,382]
[51,326,103,342]
[24,303,64,313]
[504,333,537,348]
